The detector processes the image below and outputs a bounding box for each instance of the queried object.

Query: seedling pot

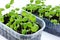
[0,16,45,40]
[31,13,60,37]
[43,18,60,37]
[24,8,60,36]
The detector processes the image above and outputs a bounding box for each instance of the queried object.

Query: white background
[0,0,60,40]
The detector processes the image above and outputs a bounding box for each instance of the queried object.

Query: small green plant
[10,0,14,4]
[35,0,40,4]
[51,19,59,24]
[30,0,34,3]
[22,0,45,12]
[5,4,11,9]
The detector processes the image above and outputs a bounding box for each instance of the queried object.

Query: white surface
[45,0,60,7]
[0,0,60,15]
[41,31,60,40]
[0,31,60,40]
[0,0,60,40]
[0,35,7,40]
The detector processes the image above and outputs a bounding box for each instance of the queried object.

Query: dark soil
[26,9,39,16]
[51,16,59,20]
[17,22,41,34]
[4,14,10,24]
[32,9,39,16]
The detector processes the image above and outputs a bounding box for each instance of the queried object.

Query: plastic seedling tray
[0,16,45,40]
[43,18,60,37]
[30,13,60,37]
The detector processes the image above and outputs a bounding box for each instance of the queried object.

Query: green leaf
[15,8,20,11]
[10,17,14,22]
[11,15,15,19]
[0,16,4,22]
[56,13,59,16]
[22,29,27,34]
[10,25,14,29]
[8,10,15,16]
[10,0,14,4]
[0,8,4,14]
[11,9,15,13]
[26,4,32,12]
[27,22,32,28]
[49,11,56,16]
[22,7,26,10]
[0,8,4,11]
[38,9,45,13]
[30,0,34,3]
[6,22,11,26]
[45,12,50,17]
[39,13,43,18]
[51,19,58,24]
[14,26,17,31]
[30,4,38,11]
[22,11,27,16]
[35,0,41,4]
[45,5,52,11]
[29,14,36,22]
[15,19,21,25]
[31,23,39,32]
[22,17,28,22]
[23,23,27,29]
[5,4,11,9]
[19,16,22,21]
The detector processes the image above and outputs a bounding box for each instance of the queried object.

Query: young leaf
[15,19,20,25]
[0,8,4,14]
[45,5,52,11]
[22,17,28,22]
[6,22,11,26]
[10,0,14,4]
[49,11,56,16]
[14,26,17,31]
[27,22,32,28]
[5,4,11,9]
[22,29,27,34]
[23,23,27,29]
[51,19,58,24]
[15,8,20,11]
[10,25,14,29]
[19,16,22,22]
[31,23,39,32]
[30,0,34,3]
[22,11,27,16]
[45,12,50,17]
[0,16,4,22]
[35,0,40,4]
[9,17,14,22]
[56,13,59,17]
[0,8,4,11]
[38,9,45,13]
[29,14,36,22]
[22,7,26,10]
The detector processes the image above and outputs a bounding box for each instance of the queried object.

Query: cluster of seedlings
[23,0,60,24]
